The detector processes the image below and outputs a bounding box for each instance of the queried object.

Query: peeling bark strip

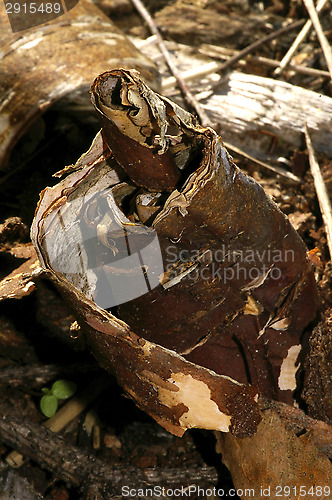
[0,0,158,168]
[31,70,318,437]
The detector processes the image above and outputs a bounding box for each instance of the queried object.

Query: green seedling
[40,379,77,418]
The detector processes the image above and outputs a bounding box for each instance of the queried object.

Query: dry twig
[273,0,328,76]
[162,61,220,92]
[130,0,210,125]
[198,44,330,80]
[223,141,302,183]
[302,0,332,80]
[304,125,332,258]
[209,18,305,77]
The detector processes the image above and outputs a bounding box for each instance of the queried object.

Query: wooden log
[136,38,332,158]
[203,71,332,158]
[0,0,159,168]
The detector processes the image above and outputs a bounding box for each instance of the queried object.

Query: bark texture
[31,70,319,438]
[0,401,218,497]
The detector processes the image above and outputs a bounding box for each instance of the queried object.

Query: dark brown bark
[302,310,332,425]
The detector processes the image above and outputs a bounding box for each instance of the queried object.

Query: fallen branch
[0,401,218,496]
[216,409,332,498]
[0,0,158,168]
[0,254,42,301]
[201,72,332,157]
[259,398,332,458]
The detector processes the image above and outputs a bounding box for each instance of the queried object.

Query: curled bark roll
[0,0,158,168]
[31,69,318,438]
[91,70,182,191]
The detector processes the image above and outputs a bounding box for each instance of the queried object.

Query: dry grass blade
[274,0,328,76]
[223,141,302,183]
[304,124,332,258]
[302,0,332,80]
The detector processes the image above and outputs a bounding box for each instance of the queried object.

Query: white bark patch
[278,345,301,391]
[22,282,35,293]
[270,317,291,331]
[158,373,231,432]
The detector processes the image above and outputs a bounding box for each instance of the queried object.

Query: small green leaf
[41,387,51,395]
[51,379,77,400]
[40,394,58,418]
